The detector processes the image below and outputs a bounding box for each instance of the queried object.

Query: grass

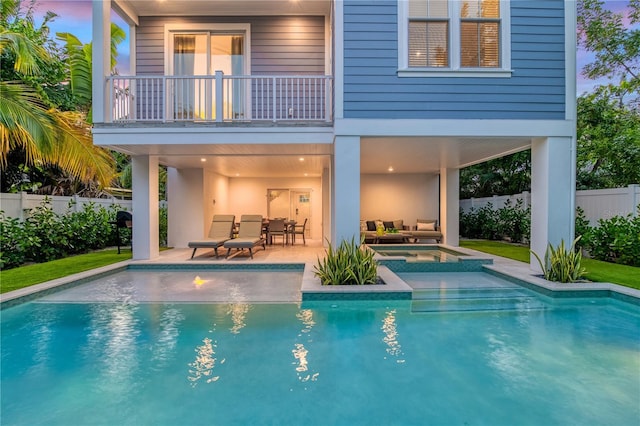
[460,240,640,290]
[0,249,132,294]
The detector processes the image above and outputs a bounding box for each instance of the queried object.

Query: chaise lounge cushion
[223,215,266,258]
[188,214,236,258]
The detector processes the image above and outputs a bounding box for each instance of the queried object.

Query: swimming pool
[372,245,467,262]
[2,271,639,425]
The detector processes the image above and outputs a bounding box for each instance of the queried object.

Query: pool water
[372,246,467,262]
[2,277,639,425]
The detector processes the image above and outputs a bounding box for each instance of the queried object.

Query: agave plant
[531,237,587,283]
[314,237,378,285]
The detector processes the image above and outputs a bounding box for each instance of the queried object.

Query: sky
[31,0,637,95]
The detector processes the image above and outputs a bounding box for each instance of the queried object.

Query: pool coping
[482,264,640,305]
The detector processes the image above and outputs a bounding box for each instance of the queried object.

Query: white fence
[460,185,640,225]
[0,193,132,221]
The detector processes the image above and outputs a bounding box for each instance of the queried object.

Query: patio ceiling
[106,136,531,178]
[360,136,532,174]
[117,0,332,17]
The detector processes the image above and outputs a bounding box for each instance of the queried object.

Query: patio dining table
[262,219,297,245]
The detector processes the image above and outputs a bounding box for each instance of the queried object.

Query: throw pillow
[366,221,377,231]
[383,221,394,230]
[417,221,436,231]
[393,219,404,230]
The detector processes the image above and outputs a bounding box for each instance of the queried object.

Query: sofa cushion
[417,221,436,231]
[366,221,377,231]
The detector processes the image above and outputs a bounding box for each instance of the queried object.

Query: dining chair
[292,218,308,245]
[267,219,287,246]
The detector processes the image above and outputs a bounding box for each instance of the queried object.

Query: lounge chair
[188,214,235,259]
[223,215,266,259]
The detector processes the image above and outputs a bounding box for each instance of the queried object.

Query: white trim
[129,24,136,75]
[112,0,138,26]
[324,13,331,76]
[398,0,511,76]
[91,0,111,123]
[334,118,575,138]
[565,0,577,121]
[92,128,335,146]
[398,69,512,78]
[334,0,344,119]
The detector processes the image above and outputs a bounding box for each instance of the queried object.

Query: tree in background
[0,0,116,194]
[460,151,531,199]
[461,0,639,197]
[578,0,639,106]
[576,0,639,189]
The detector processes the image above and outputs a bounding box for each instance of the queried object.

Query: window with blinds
[408,0,449,67]
[407,0,501,69]
[460,0,500,68]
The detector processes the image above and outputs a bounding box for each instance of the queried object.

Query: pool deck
[2,239,639,305]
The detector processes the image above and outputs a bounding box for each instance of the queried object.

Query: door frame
[164,23,252,120]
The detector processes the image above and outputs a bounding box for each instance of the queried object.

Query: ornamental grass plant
[531,237,587,283]
[314,237,378,285]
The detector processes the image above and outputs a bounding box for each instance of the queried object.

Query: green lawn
[460,240,640,290]
[1,249,132,294]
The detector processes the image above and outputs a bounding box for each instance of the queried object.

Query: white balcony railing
[106,73,333,124]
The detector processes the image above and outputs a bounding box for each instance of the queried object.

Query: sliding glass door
[170,27,248,121]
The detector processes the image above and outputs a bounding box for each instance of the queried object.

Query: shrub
[588,214,640,266]
[531,237,587,283]
[314,237,378,285]
[574,207,592,251]
[0,200,131,270]
[460,201,530,242]
[0,213,28,269]
[159,206,168,247]
[497,199,530,243]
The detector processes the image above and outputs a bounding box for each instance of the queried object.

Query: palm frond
[0,30,50,75]
[0,81,56,163]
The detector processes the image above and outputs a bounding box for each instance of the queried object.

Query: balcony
[106,73,333,124]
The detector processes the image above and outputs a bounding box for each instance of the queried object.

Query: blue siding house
[91,0,576,268]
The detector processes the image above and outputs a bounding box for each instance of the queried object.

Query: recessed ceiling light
[304,173,308,177]
[299,157,305,162]
[235,173,240,177]
[388,166,394,172]
[200,158,206,162]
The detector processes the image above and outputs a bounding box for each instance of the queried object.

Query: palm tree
[0,0,115,187]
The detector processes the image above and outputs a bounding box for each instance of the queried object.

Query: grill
[111,211,132,254]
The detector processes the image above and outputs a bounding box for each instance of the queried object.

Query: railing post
[162,76,167,123]
[325,77,331,122]
[272,76,277,122]
[215,71,224,122]
[106,77,113,123]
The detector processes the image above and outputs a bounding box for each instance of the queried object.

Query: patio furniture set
[188,215,307,259]
[360,218,443,244]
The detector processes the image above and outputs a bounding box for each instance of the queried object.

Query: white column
[92,0,111,124]
[167,168,205,248]
[132,155,159,260]
[322,167,332,246]
[333,136,360,244]
[440,167,459,246]
[530,137,575,271]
